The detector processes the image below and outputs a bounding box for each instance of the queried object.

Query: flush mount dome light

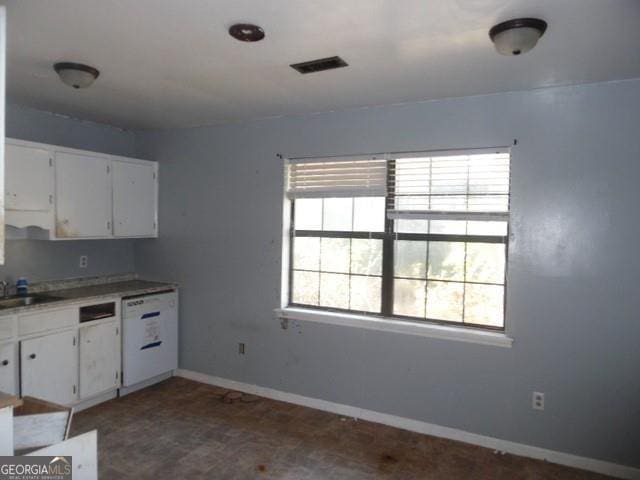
[229,23,265,42]
[489,18,547,56]
[54,62,100,89]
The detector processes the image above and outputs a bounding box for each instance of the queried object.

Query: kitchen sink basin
[0,294,64,309]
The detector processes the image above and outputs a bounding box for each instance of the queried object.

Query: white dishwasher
[122,290,178,389]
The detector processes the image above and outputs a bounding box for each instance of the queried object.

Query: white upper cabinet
[4,139,158,240]
[55,152,113,238]
[112,160,157,237]
[5,143,53,212]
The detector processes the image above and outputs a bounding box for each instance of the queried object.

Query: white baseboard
[119,371,174,397]
[175,368,639,480]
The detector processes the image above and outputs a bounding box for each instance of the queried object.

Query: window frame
[286,151,510,332]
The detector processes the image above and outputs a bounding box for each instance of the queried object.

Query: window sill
[274,307,513,348]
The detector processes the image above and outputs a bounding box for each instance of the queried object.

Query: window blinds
[286,149,510,216]
[287,158,387,198]
[387,150,510,221]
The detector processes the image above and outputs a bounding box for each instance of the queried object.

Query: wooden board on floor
[0,406,14,455]
[27,430,97,480]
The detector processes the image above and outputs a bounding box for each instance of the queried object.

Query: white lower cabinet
[20,330,79,405]
[0,342,17,395]
[13,297,126,407]
[79,321,120,399]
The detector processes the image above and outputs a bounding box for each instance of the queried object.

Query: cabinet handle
[29,353,36,359]
[107,221,111,230]
[73,385,76,395]
[1,359,8,366]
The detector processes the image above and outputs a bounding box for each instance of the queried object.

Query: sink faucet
[0,281,10,299]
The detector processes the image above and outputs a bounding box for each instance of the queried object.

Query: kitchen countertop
[51,279,176,302]
[0,275,177,315]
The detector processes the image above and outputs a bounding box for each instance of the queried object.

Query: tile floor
[70,377,613,479]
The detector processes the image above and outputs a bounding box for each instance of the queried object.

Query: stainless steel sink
[0,294,64,308]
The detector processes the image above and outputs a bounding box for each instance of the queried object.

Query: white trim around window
[274,307,513,348]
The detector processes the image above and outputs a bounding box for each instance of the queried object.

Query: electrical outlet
[532,391,545,411]
[79,255,89,268]
[238,343,245,355]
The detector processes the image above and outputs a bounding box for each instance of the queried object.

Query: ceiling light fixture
[489,18,547,56]
[53,62,100,89]
[229,23,265,42]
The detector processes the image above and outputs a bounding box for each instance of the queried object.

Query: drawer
[18,307,77,337]
[0,315,17,341]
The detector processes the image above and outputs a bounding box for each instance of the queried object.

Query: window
[286,149,510,330]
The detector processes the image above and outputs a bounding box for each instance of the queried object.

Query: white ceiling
[3,0,640,130]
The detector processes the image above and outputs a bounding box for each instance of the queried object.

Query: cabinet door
[79,322,120,399]
[5,144,53,211]
[112,160,157,237]
[0,342,17,395]
[21,330,78,405]
[55,152,112,238]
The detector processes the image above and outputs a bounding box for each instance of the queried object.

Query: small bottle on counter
[16,277,29,296]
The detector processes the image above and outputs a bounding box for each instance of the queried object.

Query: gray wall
[7,104,135,156]
[1,104,136,282]
[134,78,640,468]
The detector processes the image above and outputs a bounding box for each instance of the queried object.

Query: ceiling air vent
[290,56,348,74]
